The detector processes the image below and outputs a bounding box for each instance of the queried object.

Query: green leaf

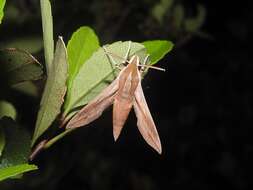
[184,4,206,33]
[32,37,68,146]
[172,4,184,30]
[0,36,43,54]
[0,48,43,85]
[0,127,5,157]
[142,40,174,65]
[151,0,173,23]
[0,164,37,181]
[0,100,17,120]
[0,0,6,24]
[0,117,37,181]
[0,117,31,168]
[0,100,17,158]
[63,41,148,118]
[40,0,54,73]
[66,26,100,106]
[12,81,39,97]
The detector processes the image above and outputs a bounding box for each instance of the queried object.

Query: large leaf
[40,0,54,73]
[32,37,68,146]
[63,41,148,117]
[0,164,37,181]
[0,0,6,24]
[0,48,43,85]
[0,100,17,120]
[0,117,38,181]
[66,26,100,106]
[142,40,174,65]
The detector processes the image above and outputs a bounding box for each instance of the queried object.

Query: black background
[0,0,251,189]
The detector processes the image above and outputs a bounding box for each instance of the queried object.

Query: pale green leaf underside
[0,164,37,181]
[66,26,100,106]
[142,40,174,65]
[32,37,68,146]
[63,41,148,117]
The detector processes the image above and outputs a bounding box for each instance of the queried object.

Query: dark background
[0,0,251,189]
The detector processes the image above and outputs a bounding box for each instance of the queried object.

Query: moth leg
[140,54,150,72]
[103,46,121,69]
[123,41,132,61]
[143,54,150,65]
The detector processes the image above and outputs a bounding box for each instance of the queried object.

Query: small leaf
[0,117,37,181]
[142,40,174,65]
[0,127,5,157]
[184,4,206,33]
[63,41,148,117]
[66,26,100,106]
[0,48,43,85]
[172,4,184,30]
[0,0,6,24]
[151,0,173,23]
[0,164,37,181]
[12,81,39,97]
[0,117,31,168]
[40,0,54,73]
[32,37,68,146]
[0,100,17,120]
[0,36,43,53]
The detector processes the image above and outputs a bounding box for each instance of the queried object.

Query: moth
[66,42,162,154]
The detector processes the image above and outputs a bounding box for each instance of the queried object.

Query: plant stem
[44,128,75,149]
[40,0,54,73]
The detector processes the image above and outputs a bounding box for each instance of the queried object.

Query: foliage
[142,40,174,65]
[0,118,38,181]
[0,49,43,85]
[64,26,100,115]
[0,0,173,182]
[40,0,54,73]
[0,0,6,23]
[31,37,68,145]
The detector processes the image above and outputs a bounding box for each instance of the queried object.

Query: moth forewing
[66,78,119,129]
[112,55,140,140]
[133,80,162,154]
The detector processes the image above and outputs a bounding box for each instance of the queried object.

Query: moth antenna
[104,51,129,65]
[103,49,164,71]
[138,64,166,72]
[139,54,165,71]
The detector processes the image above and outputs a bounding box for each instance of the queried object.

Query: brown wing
[133,81,162,154]
[113,98,133,141]
[66,78,119,129]
[113,56,139,141]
